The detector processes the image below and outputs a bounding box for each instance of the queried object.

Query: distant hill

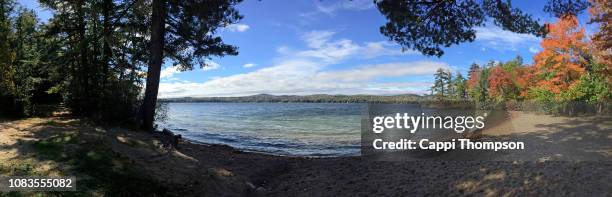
[160,94,433,103]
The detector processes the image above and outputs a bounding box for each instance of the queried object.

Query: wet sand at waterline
[1,111,611,196]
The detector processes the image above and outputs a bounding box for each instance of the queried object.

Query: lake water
[158,102,364,156]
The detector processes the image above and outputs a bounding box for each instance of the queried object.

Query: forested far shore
[160,94,428,103]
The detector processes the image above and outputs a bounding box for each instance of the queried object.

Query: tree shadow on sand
[0,116,171,196]
[258,112,612,196]
[445,113,612,196]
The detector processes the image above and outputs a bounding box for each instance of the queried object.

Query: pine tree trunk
[77,0,88,115]
[141,0,166,131]
[102,0,112,91]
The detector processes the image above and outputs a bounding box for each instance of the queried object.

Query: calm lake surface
[158,102,364,156]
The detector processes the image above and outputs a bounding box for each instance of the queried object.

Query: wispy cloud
[475,26,541,51]
[294,38,360,63]
[224,24,250,32]
[243,63,256,68]
[314,0,375,15]
[301,30,336,48]
[281,30,415,63]
[528,46,541,54]
[202,60,221,71]
[160,66,180,79]
[362,41,418,58]
[298,0,374,25]
[159,61,446,98]
[160,60,220,81]
[159,30,443,98]
[316,62,447,82]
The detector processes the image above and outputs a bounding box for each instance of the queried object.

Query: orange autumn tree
[515,66,537,98]
[588,0,612,84]
[531,15,589,101]
[488,66,513,101]
[487,57,524,101]
[466,66,480,94]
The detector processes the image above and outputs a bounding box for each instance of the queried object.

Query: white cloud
[291,30,412,63]
[160,61,220,81]
[243,63,256,68]
[316,62,448,82]
[529,46,541,54]
[296,38,361,63]
[314,0,374,15]
[160,66,180,79]
[276,46,290,54]
[203,60,221,71]
[299,1,373,25]
[224,24,250,32]
[159,30,437,98]
[362,41,418,57]
[158,60,448,98]
[341,0,376,10]
[475,26,541,50]
[302,30,336,48]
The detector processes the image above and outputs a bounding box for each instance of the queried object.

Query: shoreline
[178,137,357,159]
[172,111,612,161]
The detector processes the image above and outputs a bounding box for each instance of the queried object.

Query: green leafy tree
[453,72,467,99]
[467,62,491,102]
[561,60,610,103]
[39,0,147,122]
[432,68,452,98]
[0,3,47,117]
[11,8,42,116]
[0,0,17,116]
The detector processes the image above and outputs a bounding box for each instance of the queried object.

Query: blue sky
[19,0,595,98]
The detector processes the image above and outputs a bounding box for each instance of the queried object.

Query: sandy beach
[1,111,611,196]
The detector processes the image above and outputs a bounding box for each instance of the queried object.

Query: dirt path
[0,115,255,196]
[0,117,70,177]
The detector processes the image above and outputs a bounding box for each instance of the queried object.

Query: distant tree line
[161,94,429,104]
